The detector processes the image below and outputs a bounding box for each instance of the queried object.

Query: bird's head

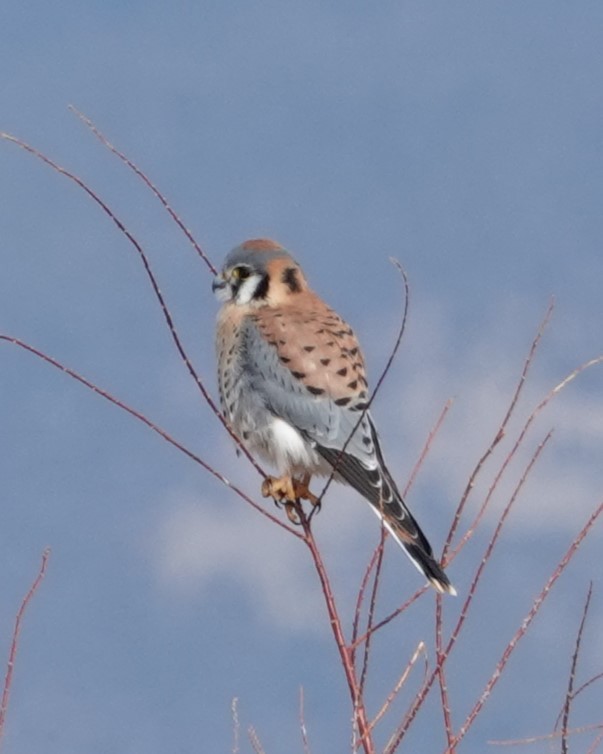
[212,238,308,306]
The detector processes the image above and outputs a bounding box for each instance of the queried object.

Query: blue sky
[1,3,602,752]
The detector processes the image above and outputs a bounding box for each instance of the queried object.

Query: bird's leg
[261,473,320,524]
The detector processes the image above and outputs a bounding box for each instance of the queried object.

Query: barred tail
[373,505,456,596]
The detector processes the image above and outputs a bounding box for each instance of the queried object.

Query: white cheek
[235,275,263,305]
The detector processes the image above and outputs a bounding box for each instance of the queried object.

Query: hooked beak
[212,273,231,302]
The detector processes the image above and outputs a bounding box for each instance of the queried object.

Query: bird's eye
[232,266,251,280]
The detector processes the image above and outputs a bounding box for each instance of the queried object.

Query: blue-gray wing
[239,312,378,471]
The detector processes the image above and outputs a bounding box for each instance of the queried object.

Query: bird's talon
[284,502,302,525]
[261,474,320,525]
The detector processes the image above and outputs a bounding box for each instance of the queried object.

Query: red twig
[446,432,552,653]
[0,131,262,476]
[248,726,266,754]
[403,399,453,498]
[406,400,455,746]
[443,301,554,558]
[351,545,382,657]
[452,501,603,750]
[0,549,51,743]
[385,433,553,752]
[357,522,386,704]
[559,582,594,754]
[437,433,555,750]
[231,697,240,754]
[569,671,603,705]
[449,354,603,563]
[351,586,426,651]
[383,656,431,754]
[365,641,426,741]
[299,687,312,754]
[587,729,603,754]
[489,722,603,746]
[298,513,374,754]
[68,106,218,275]
[0,336,297,538]
[435,594,454,750]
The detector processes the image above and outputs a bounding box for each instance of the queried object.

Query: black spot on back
[307,385,325,396]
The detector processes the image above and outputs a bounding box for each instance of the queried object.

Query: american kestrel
[213,239,455,595]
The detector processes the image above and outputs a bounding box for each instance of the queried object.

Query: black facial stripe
[252,273,270,300]
[281,266,301,293]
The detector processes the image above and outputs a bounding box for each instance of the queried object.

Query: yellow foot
[262,474,320,524]
[261,474,320,509]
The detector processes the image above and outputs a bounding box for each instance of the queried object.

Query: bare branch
[0,131,263,476]
[383,655,430,754]
[446,431,553,660]
[435,595,454,750]
[351,545,382,657]
[489,722,603,746]
[443,300,554,557]
[559,582,594,754]
[357,523,386,701]
[299,687,312,754]
[248,726,267,754]
[366,641,426,738]
[453,501,603,749]
[351,586,426,651]
[297,513,375,754]
[231,697,240,754]
[68,106,218,275]
[587,729,603,754]
[0,335,298,538]
[569,671,603,705]
[450,354,603,562]
[0,549,50,743]
[403,399,453,498]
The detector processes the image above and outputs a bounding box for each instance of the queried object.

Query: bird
[212,238,455,595]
